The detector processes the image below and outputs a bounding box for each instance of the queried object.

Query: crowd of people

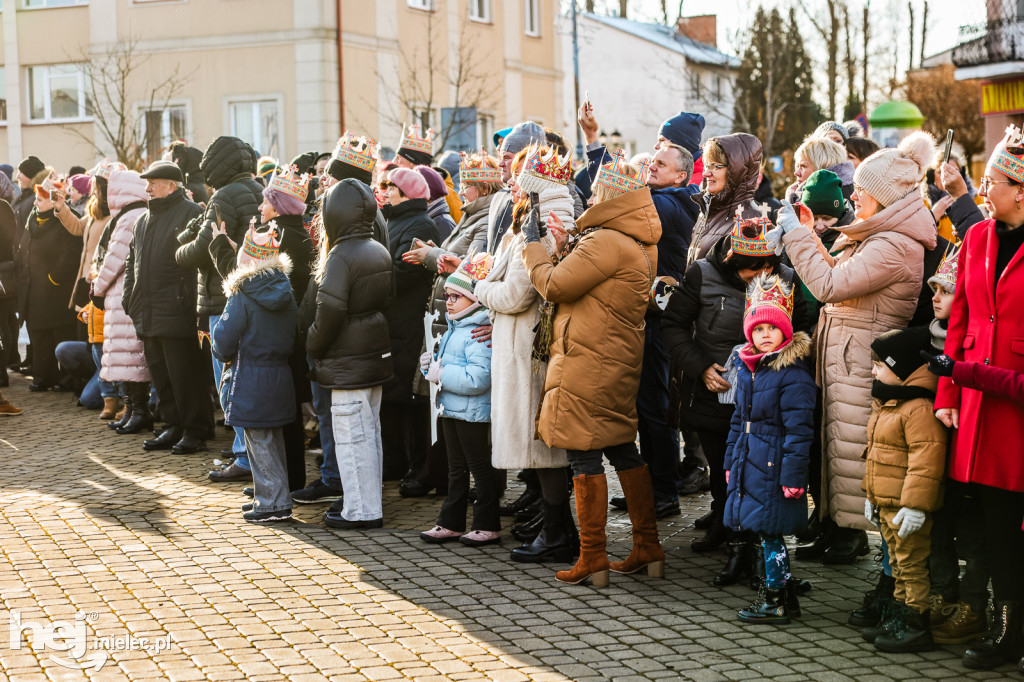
[0,103,1023,674]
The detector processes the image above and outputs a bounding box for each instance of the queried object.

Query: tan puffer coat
[782,191,937,529]
[862,366,947,512]
[522,188,661,451]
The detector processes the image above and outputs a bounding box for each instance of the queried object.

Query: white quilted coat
[95,170,150,383]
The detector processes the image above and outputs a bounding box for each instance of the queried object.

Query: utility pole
[572,0,583,160]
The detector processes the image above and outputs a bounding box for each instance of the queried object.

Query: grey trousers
[332,386,384,521]
[244,427,290,513]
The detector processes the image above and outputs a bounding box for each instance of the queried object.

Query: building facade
[0,0,562,171]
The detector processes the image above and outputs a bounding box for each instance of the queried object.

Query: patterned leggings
[762,535,792,589]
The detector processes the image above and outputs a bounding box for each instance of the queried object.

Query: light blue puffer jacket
[426,307,492,423]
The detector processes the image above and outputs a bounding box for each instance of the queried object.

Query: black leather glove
[523,204,542,243]
[920,350,955,377]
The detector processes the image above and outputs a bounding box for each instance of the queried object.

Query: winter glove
[426,359,442,384]
[765,201,810,256]
[419,351,433,373]
[522,200,543,244]
[921,350,955,377]
[782,487,805,499]
[892,507,926,539]
[864,499,879,527]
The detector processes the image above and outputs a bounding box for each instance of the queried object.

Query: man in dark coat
[168,140,210,204]
[9,157,49,372]
[379,168,439,482]
[124,161,212,454]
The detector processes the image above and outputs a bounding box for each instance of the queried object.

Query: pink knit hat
[388,167,429,200]
[69,173,92,197]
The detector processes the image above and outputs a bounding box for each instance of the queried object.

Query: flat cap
[139,160,183,182]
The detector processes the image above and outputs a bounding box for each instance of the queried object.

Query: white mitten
[892,507,926,539]
[419,351,432,373]
[426,360,443,384]
[864,499,878,527]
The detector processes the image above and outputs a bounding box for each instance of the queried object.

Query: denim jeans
[310,377,340,489]
[55,340,104,409]
[244,427,290,513]
[210,314,248,470]
[331,386,384,521]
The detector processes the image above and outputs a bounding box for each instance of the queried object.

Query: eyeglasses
[980,176,1015,193]
[443,292,463,302]
[707,163,727,172]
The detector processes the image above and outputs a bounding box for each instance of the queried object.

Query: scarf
[737,338,792,373]
[929,318,947,352]
[871,380,935,403]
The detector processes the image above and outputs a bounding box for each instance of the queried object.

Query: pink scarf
[738,338,793,373]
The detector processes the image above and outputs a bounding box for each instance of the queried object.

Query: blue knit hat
[659,112,705,158]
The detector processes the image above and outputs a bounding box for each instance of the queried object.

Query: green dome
[868,100,925,128]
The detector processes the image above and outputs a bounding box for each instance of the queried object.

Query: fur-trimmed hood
[222,252,294,311]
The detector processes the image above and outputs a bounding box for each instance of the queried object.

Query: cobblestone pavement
[0,374,1015,681]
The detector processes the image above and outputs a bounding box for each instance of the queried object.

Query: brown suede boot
[609,465,665,577]
[99,397,121,420]
[556,474,610,587]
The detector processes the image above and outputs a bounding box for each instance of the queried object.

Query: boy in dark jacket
[861,327,947,652]
[212,222,298,523]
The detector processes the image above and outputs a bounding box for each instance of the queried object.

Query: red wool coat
[935,219,1024,493]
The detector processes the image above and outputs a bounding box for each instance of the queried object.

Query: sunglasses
[443,292,463,303]
[379,181,395,190]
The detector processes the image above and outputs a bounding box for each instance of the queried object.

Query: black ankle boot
[785,581,802,619]
[794,507,820,543]
[117,383,154,434]
[875,607,934,652]
[510,500,573,563]
[714,537,754,587]
[795,516,835,561]
[849,573,896,627]
[691,514,729,552]
[511,509,544,542]
[963,601,1024,670]
[109,395,133,430]
[513,498,543,523]
[738,582,791,625]
[500,487,540,516]
[863,602,906,643]
[694,509,715,530]
[821,527,869,564]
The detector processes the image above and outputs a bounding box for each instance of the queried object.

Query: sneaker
[242,502,254,512]
[324,513,383,529]
[0,400,23,416]
[459,530,501,547]
[420,525,463,543]
[243,509,292,523]
[292,479,343,504]
[209,462,252,482]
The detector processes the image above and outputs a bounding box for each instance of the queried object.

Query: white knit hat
[852,131,936,207]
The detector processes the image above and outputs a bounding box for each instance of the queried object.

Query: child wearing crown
[722,274,816,626]
[211,222,298,524]
[418,254,500,547]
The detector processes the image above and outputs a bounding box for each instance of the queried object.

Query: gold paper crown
[398,123,434,155]
[332,131,379,174]
[460,251,494,281]
[928,241,961,292]
[745,274,794,319]
[993,124,1024,184]
[241,217,282,261]
[88,159,127,180]
[35,171,65,199]
[517,145,573,195]
[730,204,775,257]
[268,164,310,201]
[459,151,501,184]
[593,150,650,195]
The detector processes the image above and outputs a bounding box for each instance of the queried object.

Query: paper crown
[444,251,494,299]
[459,151,501,184]
[267,165,310,201]
[745,274,794,319]
[730,204,775,257]
[88,159,127,180]
[241,217,282,261]
[35,172,65,199]
[992,124,1024,184]
[332,131,379,174]
[928,241,961,292]
[398,123,434,155]
[593,150,649,195]
[518,145,573,194]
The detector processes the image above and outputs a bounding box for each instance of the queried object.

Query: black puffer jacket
[307,179,395,390]
[174,136,262,316]
[124,189,204,338]
[381,198,440,402]
[169,141,209,204]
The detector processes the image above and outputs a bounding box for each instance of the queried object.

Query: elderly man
[487,120,545,254]
[123,160,211,454]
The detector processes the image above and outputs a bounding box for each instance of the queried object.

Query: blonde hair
[592,161,639,205]
[794,137,847,173]
[704,139,727,167]
[461,153,504,196]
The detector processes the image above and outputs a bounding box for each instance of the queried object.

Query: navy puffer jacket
[723,332,817,536]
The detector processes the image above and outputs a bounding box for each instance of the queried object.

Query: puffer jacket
[212,253,297,428]
[84,303,104,343]
[782,190,938,529]
[687,133,765,265]
[522,187,661,451]
[863,366,947,511]
[381,198,440,402]
[175,136,261,315]
[170,142,210,204]
[724,333,817,535]
[93,170,150,383]
[25,207,81,329]
[307,179,395,390]
[799,208,855,330]
[426,307,492,423]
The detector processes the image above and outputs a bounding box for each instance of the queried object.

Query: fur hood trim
[768,331,812,370]
[223,252,293,296]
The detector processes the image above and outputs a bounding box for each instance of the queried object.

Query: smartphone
[942,129,954,165]
[211,203,222,229]
[584,89,592,113]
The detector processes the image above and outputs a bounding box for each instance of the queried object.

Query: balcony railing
[953,2,1024,68]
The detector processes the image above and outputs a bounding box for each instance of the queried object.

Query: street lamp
[610,130,622,149]
[599,130,607,147]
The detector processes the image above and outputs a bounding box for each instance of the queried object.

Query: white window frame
[524,0,540,37]
[224,94,285,160]
[137,99,192,159]
[407,0,435,11]
[26,63,91,123]
[475,113,495,151]
[469,0,491,23]
[22,0,87,8]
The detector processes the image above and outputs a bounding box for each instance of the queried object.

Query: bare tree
[65,37,190,170]
[919,1,929,68]
[908,2,915,73]
[862,0,870,107]
[799,0,843,120]
[618,0,627,19]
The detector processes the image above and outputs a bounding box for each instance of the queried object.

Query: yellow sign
[981,79,1024,117]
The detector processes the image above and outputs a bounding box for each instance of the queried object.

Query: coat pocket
[331,402,366,445]
[963,334,975,350]
[1012,338,1024,356]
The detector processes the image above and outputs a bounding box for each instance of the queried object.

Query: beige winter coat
[782,191,937,529]
[475,187,573,469]
[55,204,110,309]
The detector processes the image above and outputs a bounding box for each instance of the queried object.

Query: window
[407,0,434,10]
[28,64,89,122]
[0,68,6,121]
[524,0,540,36]
[469,0,490,22]
[689,72,702,100]
[23,0,87,7]
[229,99,280,158]
[714,75,722,102]
[141,103,189,162]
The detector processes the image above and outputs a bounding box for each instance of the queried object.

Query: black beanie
[396,148,433,167]
[327,157,372,186]
[18,156,45,179]
[871,326,932,381]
